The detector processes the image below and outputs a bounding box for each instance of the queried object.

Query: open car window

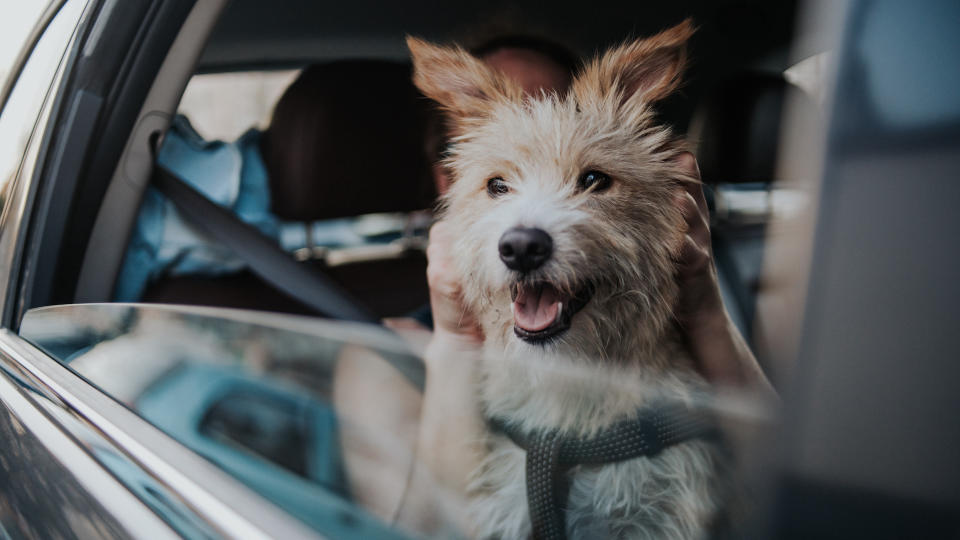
[12,2,790,536]
[2,0,959,536]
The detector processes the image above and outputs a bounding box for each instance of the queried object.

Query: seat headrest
[261,61,436,221]
[690,72,815,184]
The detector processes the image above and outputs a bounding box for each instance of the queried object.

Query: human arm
[390,221,487,535]
[673,152,776,398]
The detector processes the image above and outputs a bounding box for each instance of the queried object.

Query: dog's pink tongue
[513,284,561,332]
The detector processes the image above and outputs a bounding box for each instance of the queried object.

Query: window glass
[177,70,299,141]
[0,0,85,204]
[20,301,771,539]
[857,1,960,129]
[20,303,424,538]
[0,2,50,83]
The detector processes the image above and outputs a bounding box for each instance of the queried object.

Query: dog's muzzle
[498,227,593,343]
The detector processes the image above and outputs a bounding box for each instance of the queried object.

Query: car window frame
[0,1,351,538]
[0,0,84,327]
[0,2,184,537]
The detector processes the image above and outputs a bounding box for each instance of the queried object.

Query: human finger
[674,152,708,218]
[426,222,483,339]
[677,191,711,251]
[676,233,711,276]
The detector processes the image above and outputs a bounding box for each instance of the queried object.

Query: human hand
[673,153,774,394]
[425,220,484,346]
[408,219,487,524]
[673,152,725,328]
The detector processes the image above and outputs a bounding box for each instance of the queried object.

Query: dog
[408,20,726,539]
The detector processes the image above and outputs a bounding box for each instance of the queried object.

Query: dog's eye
[578,170,612,193]
[487,177,510,198]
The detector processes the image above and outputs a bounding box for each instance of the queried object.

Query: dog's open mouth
[511,281,593,343]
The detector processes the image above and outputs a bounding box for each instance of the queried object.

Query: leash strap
[492,404,717,540]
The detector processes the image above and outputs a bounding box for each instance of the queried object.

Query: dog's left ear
[576,19,695,106]
[407,36,520,121]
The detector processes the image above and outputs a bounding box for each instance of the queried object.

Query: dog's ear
[576,19,694,106]
[407,36,520,119]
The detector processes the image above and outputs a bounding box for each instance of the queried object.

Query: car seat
[141,61,437,318]
[688,71,820,344]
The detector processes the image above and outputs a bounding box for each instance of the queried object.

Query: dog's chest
[469,433,722,540]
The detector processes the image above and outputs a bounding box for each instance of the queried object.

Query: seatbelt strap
[152,164,378,324]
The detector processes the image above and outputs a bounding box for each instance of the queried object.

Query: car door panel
[0,342,177,540]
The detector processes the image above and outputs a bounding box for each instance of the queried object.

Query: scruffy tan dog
[409,20,726,539]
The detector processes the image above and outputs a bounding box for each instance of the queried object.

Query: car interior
[27,0,806,346]
[4,0,826,536]
[6,1,960,538]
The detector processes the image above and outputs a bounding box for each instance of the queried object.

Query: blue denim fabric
[114,116,278,301]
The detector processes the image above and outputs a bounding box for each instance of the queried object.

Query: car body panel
[0,335,177,539]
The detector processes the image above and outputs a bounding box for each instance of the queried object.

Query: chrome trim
[0,329,323,540]
[2,350,226,539]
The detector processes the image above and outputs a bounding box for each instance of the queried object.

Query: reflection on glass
[21,303,773,539]
[0,3,49,81]
[20,303,422,539]
[0,1,85,196]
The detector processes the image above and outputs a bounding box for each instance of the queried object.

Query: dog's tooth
[555,302,563,323]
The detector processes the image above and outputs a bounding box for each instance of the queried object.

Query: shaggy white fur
[409,19,726,539]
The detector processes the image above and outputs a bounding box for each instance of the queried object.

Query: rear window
[177,69,299,141]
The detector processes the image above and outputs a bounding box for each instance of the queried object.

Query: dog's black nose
[498,227,553,272]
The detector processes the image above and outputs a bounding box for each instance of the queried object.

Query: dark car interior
[142,59,437,317]
[6,1,960,538]
[27,0,805,350]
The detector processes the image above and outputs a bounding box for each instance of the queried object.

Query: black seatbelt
[152,164,378,324]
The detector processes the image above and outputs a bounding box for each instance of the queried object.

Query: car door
[0,1,416,538]
[0,1,182,538]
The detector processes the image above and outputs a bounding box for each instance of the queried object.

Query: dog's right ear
[407,36,519,120]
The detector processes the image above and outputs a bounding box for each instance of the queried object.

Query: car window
[19,303,424,538]
[177,69,300,141]
[0,0,86,318]
[12,3,793,537]
[0,0,84,196]
[20,299,776,538]
[0,3,50,82]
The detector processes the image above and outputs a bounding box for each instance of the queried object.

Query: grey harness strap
[490,404,717,540]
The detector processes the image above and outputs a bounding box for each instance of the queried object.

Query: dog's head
[410,21,698,363]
